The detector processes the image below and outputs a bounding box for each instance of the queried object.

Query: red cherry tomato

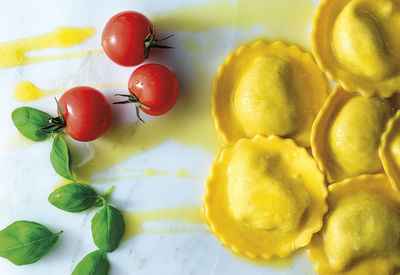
[58,86,112,142]
[128,64,179,116]
[102,11,166,67]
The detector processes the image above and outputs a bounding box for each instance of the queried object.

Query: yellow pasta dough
[203,135,327,258]
[313,0,400,97]
[212,40,328,147]
[311,86,397,183]
[308,174,400,275]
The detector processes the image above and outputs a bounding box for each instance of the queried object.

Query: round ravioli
[203,135,327,259]
[380,109,400,191]
[212,40,328,147]
[313,0,400,98]
[308,174,400,275]
[311,86,397,183]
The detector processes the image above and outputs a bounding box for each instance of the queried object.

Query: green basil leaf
[48,183,100,213]
[0,221,62,266]
[91,204,125,252]
[50,135,75,181]
[72,250,109,275]
[11,107,52,141]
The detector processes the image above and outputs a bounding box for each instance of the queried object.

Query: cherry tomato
[128,64,179,116]
[102,11,171,67]
[58,86,112,142]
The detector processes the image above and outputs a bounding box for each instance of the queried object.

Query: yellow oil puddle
[71,0,315,181]
[145,168,169,177]
[0,27,100,69]
[13,81,62,102]
[1,0,316,72]
[0,0,315,71]
[75,168,202,184]
[13,61,217,169]
[13,80,127,102]
[152,0,316,49]
[174,168,189,178]
[6,3,317,269]
[74,119,218,183]
[6,1,315,183]
[52,178,74,190]
[124,205,204,239]
[90,176,135,184]
[74,63,220,182]
[107,167,202,180]
[124,204,292,270]
[131,227,206,235]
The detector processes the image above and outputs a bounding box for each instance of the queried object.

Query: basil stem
[0,221,62,266]
[50,135,75,181]
[71,250,109,275]
[11,107,52,141]
[48,183,102,213]
[91,204,125,252]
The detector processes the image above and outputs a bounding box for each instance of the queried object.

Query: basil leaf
[91,204,125,252]
[50,135,75,181]
[0,221,62,266]
[12,107,52,141]
[48,183,101,213]
[72,250,109,275]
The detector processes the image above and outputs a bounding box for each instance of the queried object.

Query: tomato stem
[55,98,65,124]
[144,26,174,59]
[40,98,67,135]
[113,89,150,123]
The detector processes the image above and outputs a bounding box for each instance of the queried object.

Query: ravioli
[311,86,397,183]
[212,40,328,147]
[380,110,400,191]
[308,174,400,275]
[203,135,327,259]
[313,0,400,97]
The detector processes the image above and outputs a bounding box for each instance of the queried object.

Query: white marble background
[0,0,317,274]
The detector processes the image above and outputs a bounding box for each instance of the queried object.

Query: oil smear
[6,1,316,270]
[0,27,100,69]
[72,0,316,181]
[13,80,127,102]
[0,0,316,70]
[85,168,202,184]
[174,168,190,178]
[7,0,317,183]
[152,0,316,49]
[74,60,220,182]
[145,169,169,177]
[13,81,62,102]
[124,205,204,240]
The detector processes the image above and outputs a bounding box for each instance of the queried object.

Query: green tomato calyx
[144,26,174,59]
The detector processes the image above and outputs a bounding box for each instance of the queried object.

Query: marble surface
[0,0,318,274]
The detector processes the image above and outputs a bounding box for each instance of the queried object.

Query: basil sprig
[11,103,125,273]
[48,183,102,213]
[50,135,75,181]
[11,107,52,141]
[91,204,125,252]
[12,106,75,182]
[0,221,62,266]
[71,250,109,275]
